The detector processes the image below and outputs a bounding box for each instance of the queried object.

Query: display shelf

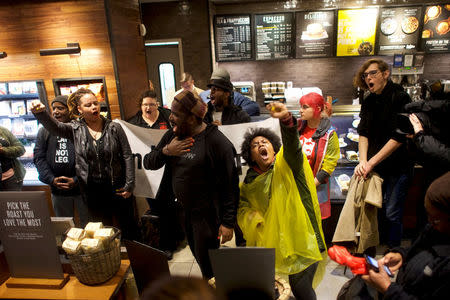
[0,93,40,100]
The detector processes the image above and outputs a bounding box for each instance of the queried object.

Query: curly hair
[67,88,96,119]
[353,58,390,90]
[241,127,281,166]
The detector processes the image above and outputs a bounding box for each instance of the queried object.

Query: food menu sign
[378,7,422,55]
[296,11,335,58]
[214,15,252,61]
[421,4,450,53]
[255,13,294,60]
[337,8,378,56]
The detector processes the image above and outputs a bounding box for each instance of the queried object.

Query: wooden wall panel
[0,0,121,119]
[106,0,149,120]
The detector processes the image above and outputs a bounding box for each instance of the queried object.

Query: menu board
[214,15,252,61]
[296,11,335,58]
[337,8,378,56]
[378,7,422,54]
[255,13,294,60]
[421,4,450,53]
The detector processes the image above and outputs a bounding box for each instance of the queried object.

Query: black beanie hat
[52,95,69,107]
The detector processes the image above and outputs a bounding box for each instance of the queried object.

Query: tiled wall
[220,53,449,106]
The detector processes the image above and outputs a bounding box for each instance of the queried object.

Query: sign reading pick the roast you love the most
[378,6,422,54]
[337,8,378,56]
[255,13,294,60]
[421,4,450,53]
[0,191,64,279]
[296,11,335,58]
[214,15,252,61]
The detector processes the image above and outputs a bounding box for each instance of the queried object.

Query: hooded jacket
[33,111,134,192]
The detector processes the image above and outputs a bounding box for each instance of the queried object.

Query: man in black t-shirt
[144,90,239,279]
[34,95,88,226]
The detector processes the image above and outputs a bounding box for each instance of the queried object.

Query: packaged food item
[94,228,114,241]
[81,238,103,254]
[346,151,359,161]
[62,238,82,254]
[66,228,86,241]
[337,174,351,193]
[84,222,103,238]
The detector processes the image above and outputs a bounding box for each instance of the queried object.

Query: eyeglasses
[361,70,380,80]
[142,103,157,107]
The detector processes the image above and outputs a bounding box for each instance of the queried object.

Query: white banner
[115,118,280,198]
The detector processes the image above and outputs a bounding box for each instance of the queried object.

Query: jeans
[52,193,89,227]
[289,262,319,300]
[380,171,412,248]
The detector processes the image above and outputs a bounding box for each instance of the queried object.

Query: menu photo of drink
[255,13,294,60]
[296,11,335,58]
[421,4,450,53]
[378,6,422,55]
[337,8,378,56]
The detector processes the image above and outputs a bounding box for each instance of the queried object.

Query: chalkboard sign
[378,6,422,55]
[421,4,450,53]
[255,13,294,60]
[214,15,252,61]
[296,11,335,58]
[0,191,64,279]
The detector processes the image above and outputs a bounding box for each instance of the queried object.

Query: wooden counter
[0,260,130,300]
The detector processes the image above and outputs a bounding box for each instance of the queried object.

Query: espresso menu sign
[256,13,294,60]
[378,6,422,54]
[215,15,252,61]
[421,4,450,53]
[296,11,335,58]
[337,8,378,56]
[0,192,63,278]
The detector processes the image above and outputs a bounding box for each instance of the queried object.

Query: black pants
[184,208,219,279]
[83,180,140,241]
[289,262,319,300]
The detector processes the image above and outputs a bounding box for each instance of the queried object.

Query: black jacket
[357,80,412,176]
[126,107,172,129]
[33,127,79,195]
[384,225,450,299]
[405,100,450,180]
[143,124,239,228]
[33,111,134,193]
[204,102,251,125]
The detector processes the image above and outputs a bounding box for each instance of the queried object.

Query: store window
[158,63,176,107]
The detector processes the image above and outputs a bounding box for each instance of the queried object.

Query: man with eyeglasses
[353,58,413,250]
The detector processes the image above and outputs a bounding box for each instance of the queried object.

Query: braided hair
[67,88,96,119]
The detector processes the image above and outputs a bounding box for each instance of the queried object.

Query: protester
[144,90,239,279]
[353,58,413,248]
[362,171,450,299]
[298,92,340,220]
[31,88,139,240]
[0,126,25,191]
[203,71,250,126]
[200,68,260,117]
[127,90,171,129]
[128,90,183,260]
[33,95,88,226]
[238,102,326,300]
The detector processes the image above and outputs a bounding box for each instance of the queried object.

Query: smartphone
[365,255,394,277]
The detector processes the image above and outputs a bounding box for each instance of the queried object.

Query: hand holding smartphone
[365,255,394,277]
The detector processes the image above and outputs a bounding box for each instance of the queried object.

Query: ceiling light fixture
[0,52,7,59]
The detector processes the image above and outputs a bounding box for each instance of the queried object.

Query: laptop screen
[209,247,275,298]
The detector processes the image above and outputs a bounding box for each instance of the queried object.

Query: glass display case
[0,80,48,182]
[329,105,361,202]
[52,77,110,118]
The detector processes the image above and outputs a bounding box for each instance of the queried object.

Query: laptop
[209,247,275,299]
[123,239,170,294]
